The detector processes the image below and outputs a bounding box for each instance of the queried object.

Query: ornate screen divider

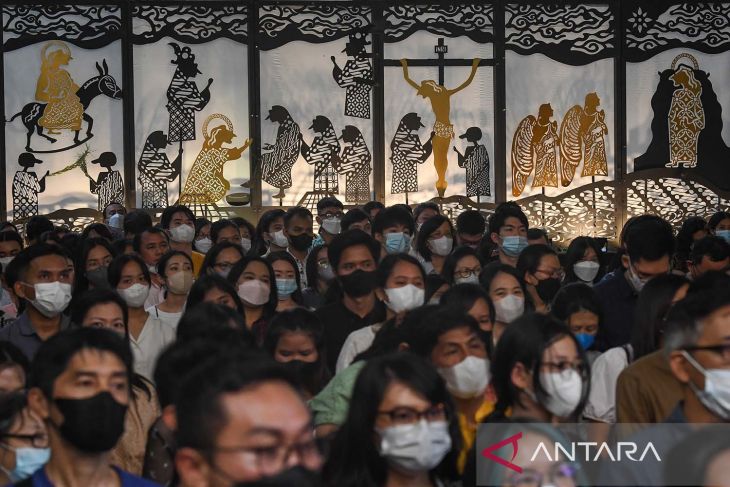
[2,1,730,244]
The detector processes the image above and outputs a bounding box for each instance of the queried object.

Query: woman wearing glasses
[517,244,564,313]
[323,352,460,487]
[199,241,245,279]
[441,246,482,286]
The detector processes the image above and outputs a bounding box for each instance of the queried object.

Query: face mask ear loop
[682,350,707,392]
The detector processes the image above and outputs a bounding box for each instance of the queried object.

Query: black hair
[0,222,20,234]
[157,250,194,279]
[102,201,124,218]
[284,207,313,228]
[563,236,603,284]
[107,253,150,289]
[210,219,240,245]
[231,217,256,242]
[176,302,253,345]
[194,218,212,238]
[487,202,528,236]
[186,273,245,317]
[263,308,331,396]
[0,341,29,380]
[480,262,528,297]
[676,216,708,258]
[200,241,245,276]
[132,227,169,253]
[73,237,117,295]
[551,284,603,348]
[376,253,426,291]
[70,288,129,332]
[253,209,286,256]
[160,205,195,229]
[516,244,558,278]
[527,228,549,243]
[0,232,23,252]
[228,256,278,318]
[372,206,415,237]
[316,196,344,213]
[416,214,454,262]
[10,242,72,284]
[323,352,461,486]
[689,235,730,265]
[124,210,152,237]
[404,307,483,358]
[305,244,327,289]
[708,211,730,231]
[0,391,29,439]
[440,283,495,324]
[25,216,54,244]
[328,229,380,271]
[111,238,133,256]
[363,201,385,216]
[267,251,303,304]
[624,215,675,263]
[81,222,113,242]
[490,312,589,419]
[425,274,449,303]
[413,202,440,223]
[456,210,486,236]
[29,327,134,399]
[341,208,370,232]
[441,246,482,285]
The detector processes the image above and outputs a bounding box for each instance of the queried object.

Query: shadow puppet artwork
[454,127,491,200]
[559,92,609,186]
[390,113,433,201]
[138,131,182,209]
[400,57,480,198]
[512,104,560,197]
[89,152,123,212]
[333,125,372,204]
[12,153,49,219]
[7,41,122,153]
[301,115,341,194]
[179,114,251,209]
[331,31,373,119]
[258,106,302,200]
[634,53,730,188]
[166,43,213,145]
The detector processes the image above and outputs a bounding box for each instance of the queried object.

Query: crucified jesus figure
[400,58,480,197]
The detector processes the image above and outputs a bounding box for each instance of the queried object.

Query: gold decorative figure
[511,103,559,197]
[179,114,252,207]
[559,92,609,186]
[400,58,480,198]
[35,41,84,134]
[667,53,705,168]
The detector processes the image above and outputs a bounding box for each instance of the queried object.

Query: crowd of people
[1,197,730,487]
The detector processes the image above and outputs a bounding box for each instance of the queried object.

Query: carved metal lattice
[505,4,614,65]
[132,5,247,45]
[383,5,493,43]
[2,5,121,51]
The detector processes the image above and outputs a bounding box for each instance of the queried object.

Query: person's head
[0,342,29,394]
[74,237,116,293]
[455,210,486,249]
[175,354,322,485]
[81,222,113,242]
[374,254,426,316]
[363,201,385,220]
[622,215,675,293]
[442,246,482,286]
[416,215,455,262]
[517,244,563,305]
[677,216,708,256]
[688,236,730,279]
[194,218,213,254]
[630,273,689,361]
[663,427,730,487]
[25,217,54,246]
[491,313,589,420]
[284,207,314,253]
[102,202,125,227]
[231,217,256,251]
[551,284,603,351]
[413,203,440,229]
[372,206,415,255]
[108,253,150,310]
[324,352,459,486]
[563,236,602,284]
[27,328,132,456]
[133,227,170,267]
[267,252,302,304]
[526,228,549,246]
[0,232,24,271]
[161,205,196,244]
[316,197,344,237]
[255,209,286,253]
[328,230,380,298]
[664,274,730,421]
[229,257,277,314]
[12,244,74,318]
[305,244,332,290]
[480,264,527,326]
[210,219,242,247]
[71,288,128,337]
[709,211,730,244]
[341,208,371,235]
[488,202,529,259]
[158,250,195,297]
[176,302,251,345]
[440,284,494,334]
[425,274,449,305]
[123,210,152,239]
[0,222,19,235]
[187,274,244,316]
[201,242,245,279]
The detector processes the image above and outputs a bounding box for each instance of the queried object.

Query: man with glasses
[315,197,344,246]
[175,353,323,486]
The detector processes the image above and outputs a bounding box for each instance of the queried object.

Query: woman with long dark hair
[266,251,303,312]
[228,256,278,344]
[414,215,455,275]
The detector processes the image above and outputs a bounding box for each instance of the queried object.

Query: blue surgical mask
[276,278,298,299]
[385,232,410,254]
[717,229,730,244]
[575,333,596,351]
[501,236,528,257]
[1,446,50,482]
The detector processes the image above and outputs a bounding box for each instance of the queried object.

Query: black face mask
[536,278,562,304]
[339,269,377,298]
[289,234,313,252]
[235,466,322,487]
[52,391,127,453]
[86,266,110,289]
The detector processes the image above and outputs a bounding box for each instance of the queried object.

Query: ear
[315,216,322,226]
[621,254,630,270]
[96,62,103,76]
[398,342,410,352]
[491,232,500,245]
[374,287,387,303]
[511,362,531,390]
[524,272,538,287]
[27,387,50,420]
[102,59,109,74]
[14,281,28,301]
[161,404,177,431]
[669,351,692,385]
[373,232,384,244]
[175,447,211,487]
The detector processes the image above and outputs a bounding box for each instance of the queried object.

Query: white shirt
[336,322,383,373]
[144,282,165,310]
[129,314,176,382]
[147,305,183,331]
[583,345,632,423]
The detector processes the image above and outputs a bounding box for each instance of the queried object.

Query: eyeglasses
[215,262,235,271]
[535,268,565,280]
[320,212,344,220]
[317,260,331,268]
[212,437,323,475]
[504,462,578,487]
[1,433,46,448]
[541,360,587,377]
[684,344,730,362]
[454,267,481,279]
[377,404,447,426]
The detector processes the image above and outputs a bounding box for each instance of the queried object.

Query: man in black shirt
[315,229,384,371]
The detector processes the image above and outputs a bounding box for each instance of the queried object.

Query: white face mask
[241,237,252,253]
[384,284,424,314]
[437,356,490,399]
[118,283,151,308]
[0,256,14,269]
[319,264,335,282]
[429,236,453,257]
[108,213,124,230]
[493,294,524,323]
[271,230,289,249]
[195,237,213,254]
[25,281,72,318]
[238,280,270,306]
[377,419,452,473]
[626,264,648,294]
[147,263,158,275]
[683,351,730,420]
[321,218,342,235]
[455,273,480,286]
[573,261,599,283]
[170,224,195,243]
[540,369,583,418]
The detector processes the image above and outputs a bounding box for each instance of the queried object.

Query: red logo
[481,432,523,473]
